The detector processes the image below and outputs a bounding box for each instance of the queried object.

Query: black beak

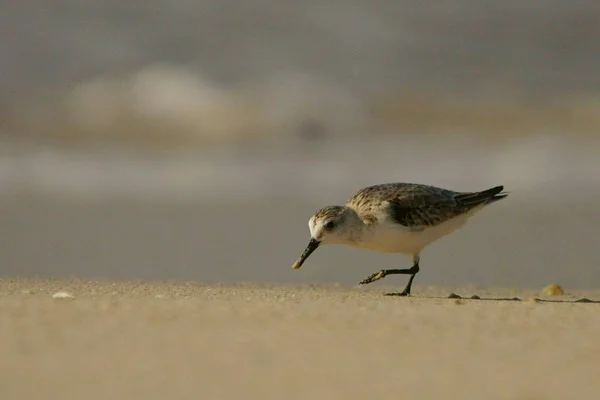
[291,238,320,269]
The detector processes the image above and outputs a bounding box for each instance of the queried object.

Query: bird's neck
[341,208,370,245]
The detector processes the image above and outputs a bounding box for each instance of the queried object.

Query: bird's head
[291,205,359,270]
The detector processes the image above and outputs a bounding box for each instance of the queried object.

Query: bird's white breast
[354,214,471,255]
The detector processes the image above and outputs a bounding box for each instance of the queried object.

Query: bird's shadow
[427,293,600,304]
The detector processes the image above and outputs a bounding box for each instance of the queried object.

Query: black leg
[384,268,418,297]
[358,255,421,297]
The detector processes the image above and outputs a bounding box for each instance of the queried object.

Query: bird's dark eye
[324,221,335,230]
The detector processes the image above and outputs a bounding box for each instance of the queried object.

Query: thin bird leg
[358,255,420,297]
[386,255,420,296]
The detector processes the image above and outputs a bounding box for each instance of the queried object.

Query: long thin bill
[291,238,320,269]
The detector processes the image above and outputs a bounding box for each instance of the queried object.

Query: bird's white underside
[354,212,472,255]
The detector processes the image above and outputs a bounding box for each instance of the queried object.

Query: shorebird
[291,183,507,296]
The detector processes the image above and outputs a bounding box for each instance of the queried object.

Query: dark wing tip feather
[454,185,507,207]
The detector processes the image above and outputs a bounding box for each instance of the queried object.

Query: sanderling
[291,182,507,296]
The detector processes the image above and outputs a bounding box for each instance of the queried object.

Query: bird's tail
[454,185,507,207]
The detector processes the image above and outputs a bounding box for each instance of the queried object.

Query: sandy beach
[1,278,599,400]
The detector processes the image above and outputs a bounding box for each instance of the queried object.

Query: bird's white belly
[356,215,470,255]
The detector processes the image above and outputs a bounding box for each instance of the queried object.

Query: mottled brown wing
[386,199,462,228]
[386,184,505,228]
[347,183,505,228]
[346,183,458,228]
[385,191,461,228]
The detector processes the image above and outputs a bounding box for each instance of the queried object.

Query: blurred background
[1,1,599,289]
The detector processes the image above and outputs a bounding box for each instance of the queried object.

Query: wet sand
[1,278,599,400]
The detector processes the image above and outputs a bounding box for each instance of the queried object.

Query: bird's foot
[383,290,410,297]
[358,270,386,285]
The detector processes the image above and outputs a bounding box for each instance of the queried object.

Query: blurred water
[3,2,600,145]
[1,134,600,290]
[1,133,599,205]
[1,2,600,289]
[2,1,600,94]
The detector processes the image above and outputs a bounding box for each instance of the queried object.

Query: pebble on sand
[52,291,75,300]
[541,284,564,296]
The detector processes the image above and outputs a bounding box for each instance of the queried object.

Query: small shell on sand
[541,284,564,296]
[52,291,75,300]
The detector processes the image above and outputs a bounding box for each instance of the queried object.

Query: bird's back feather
[347,183,507,228]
